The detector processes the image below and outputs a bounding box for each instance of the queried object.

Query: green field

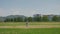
[0,28,60,34]
[0,22,60,34]
[0,22,60,26]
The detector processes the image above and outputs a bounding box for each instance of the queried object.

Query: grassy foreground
[0,22,60,34]
[0,28,60,34]
[0,22,60,26]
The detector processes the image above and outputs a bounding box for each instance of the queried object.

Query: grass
[0,28,60,34]
[0,22,60,34]
[0,22,60,26]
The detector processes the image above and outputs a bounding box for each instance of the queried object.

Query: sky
[0,0,60,17]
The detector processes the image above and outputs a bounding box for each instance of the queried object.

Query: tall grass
[0,22,60,26]
[0,28,60,34]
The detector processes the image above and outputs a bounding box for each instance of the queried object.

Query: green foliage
[4,17,23,22]
[33,16,41,22]
[0,28,60,34]
[15,17,23,22]
[4,18,12,22]
[4,15,60,22]
[52,16,60,22]
[28,17,33,22]
[42,16,49,22]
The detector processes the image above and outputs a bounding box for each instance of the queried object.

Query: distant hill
[0,15,26,22]
[6,15,26,18]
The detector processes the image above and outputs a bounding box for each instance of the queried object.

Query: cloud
[10,8,40,16]
[0,8,12,16]
[0,8,60,17]
[0,8,6,16]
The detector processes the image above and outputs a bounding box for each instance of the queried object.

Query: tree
[33,14,41,22]
[42,15,49,22]
[13,17,23,22]
[33,16,41,22]
[4,18,12,22]
[28,17,33,22]
[52,16,60,22]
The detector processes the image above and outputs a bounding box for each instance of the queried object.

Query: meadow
[0,28,60,34]
[0,22,60,34]
[0,22,60,26]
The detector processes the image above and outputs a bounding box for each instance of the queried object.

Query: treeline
[3,14,60,22]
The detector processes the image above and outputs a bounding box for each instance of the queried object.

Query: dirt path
[0,25,60,28]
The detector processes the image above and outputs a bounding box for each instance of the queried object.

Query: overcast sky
[0,0,60,17]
